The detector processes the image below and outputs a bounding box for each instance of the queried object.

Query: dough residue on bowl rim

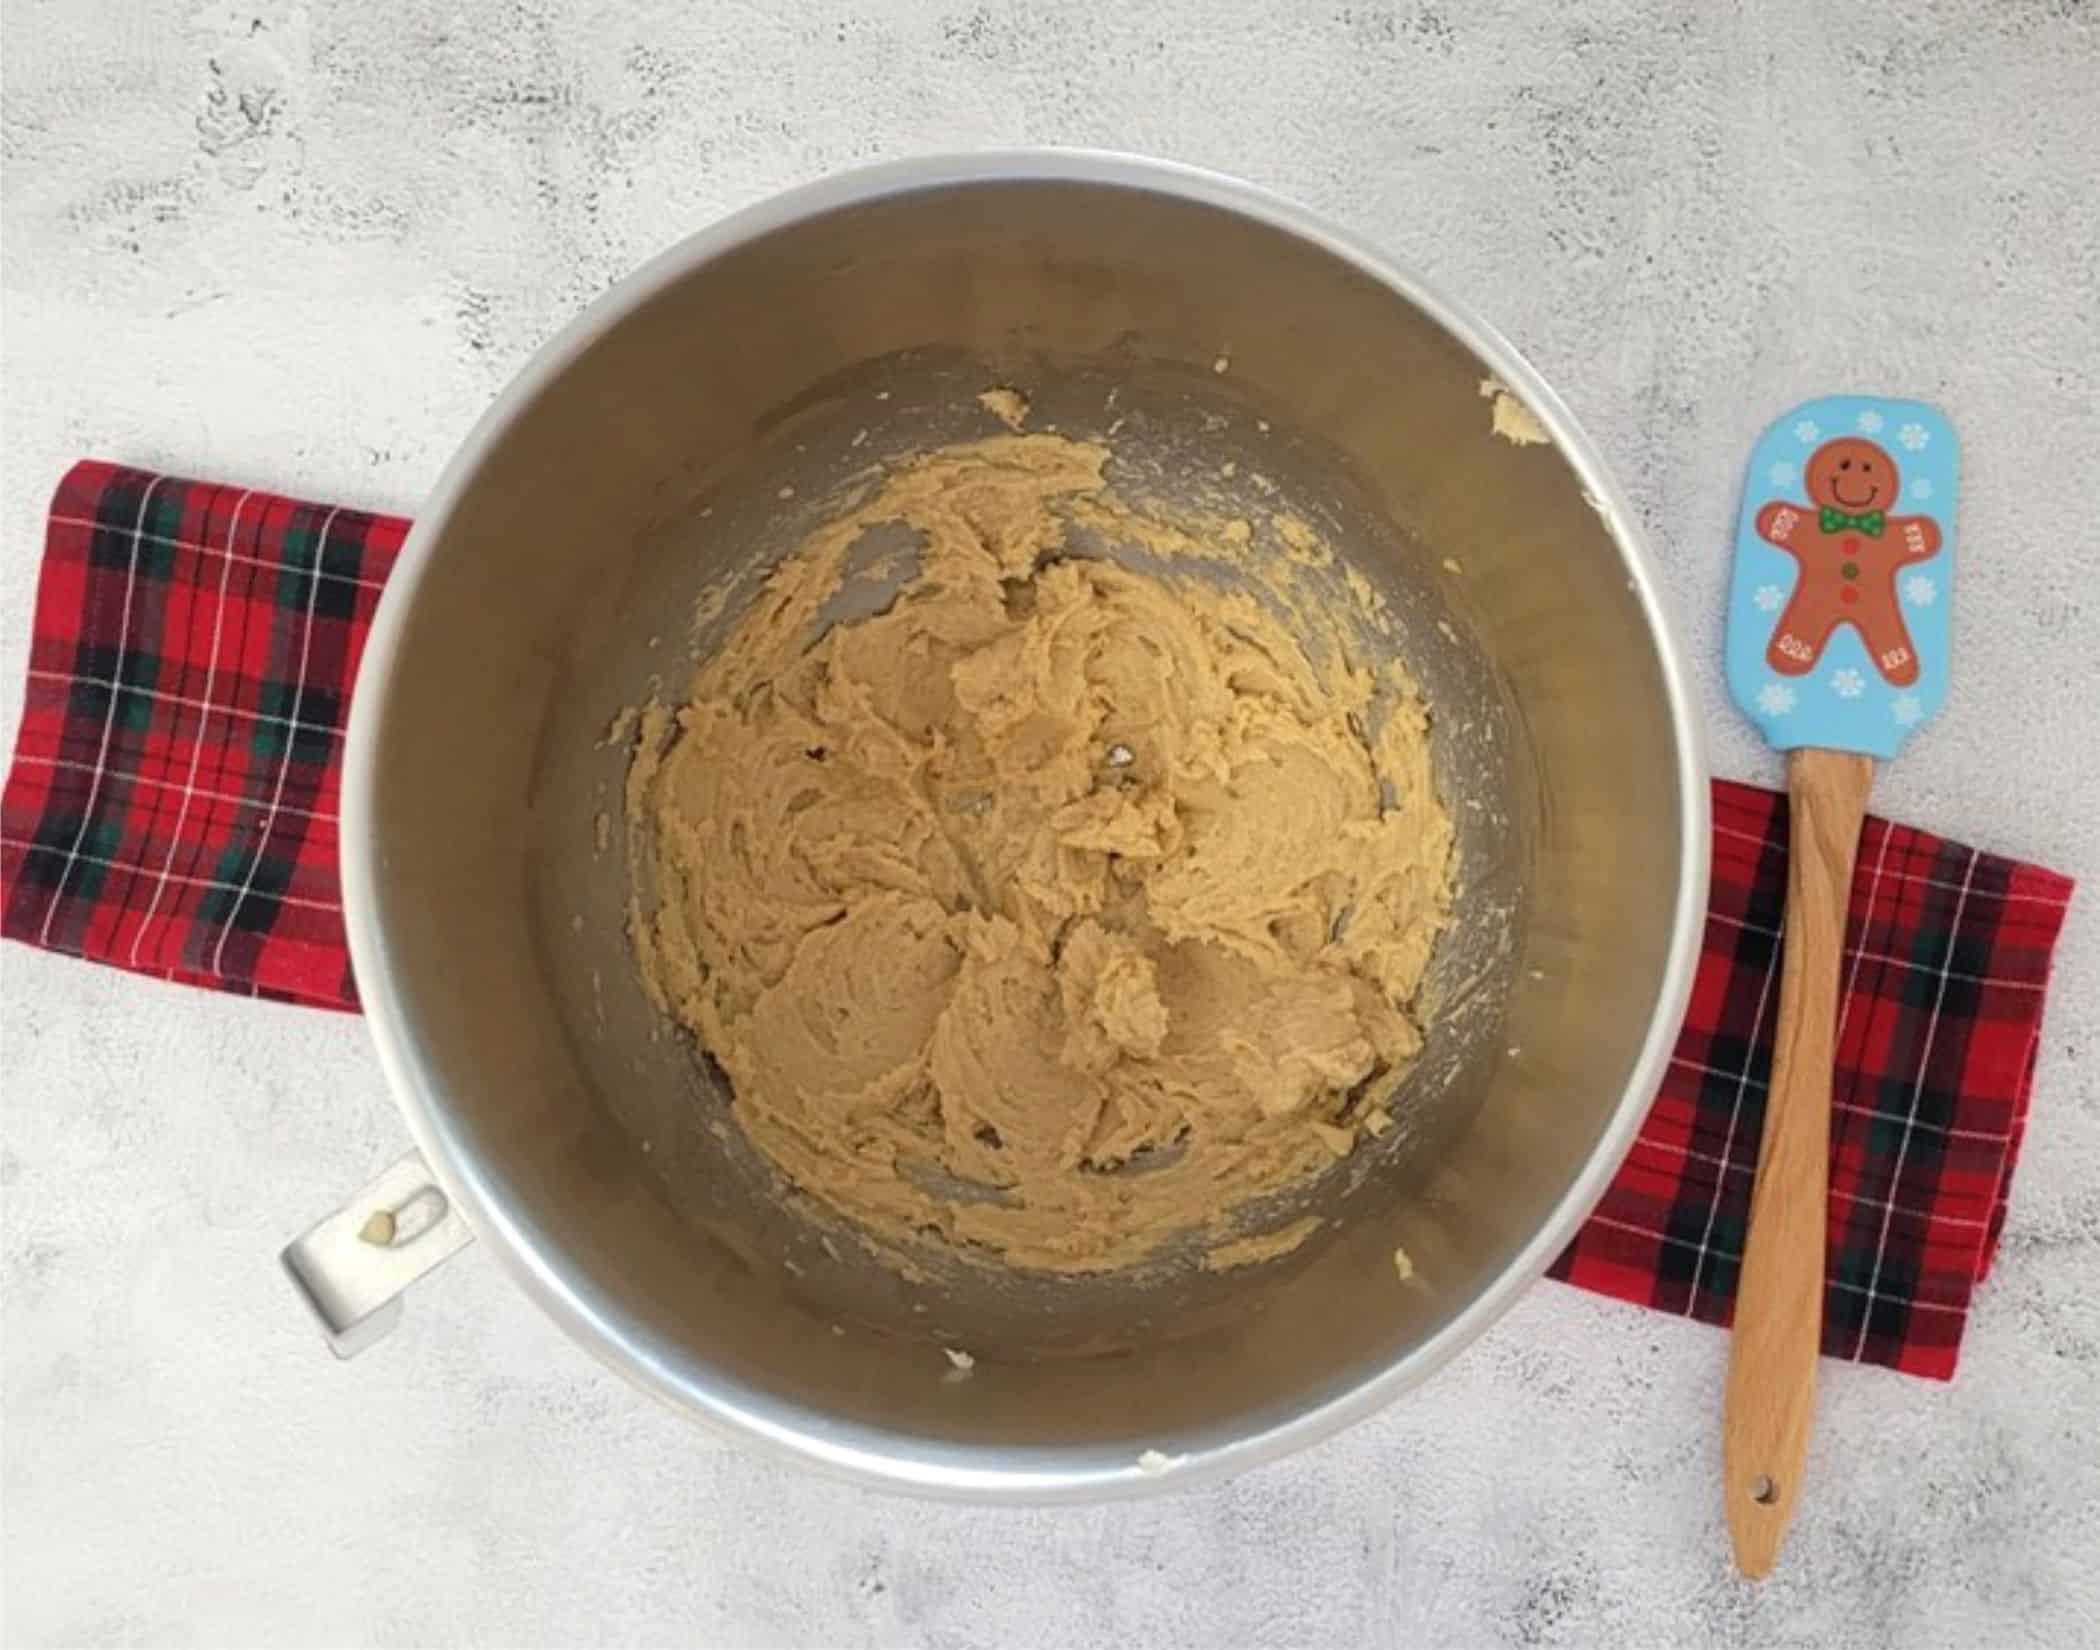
[1478,376,1551,447]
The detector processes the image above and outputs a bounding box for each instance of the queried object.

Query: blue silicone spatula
[1720,396,1959,1578]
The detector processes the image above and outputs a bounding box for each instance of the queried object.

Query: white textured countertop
[3,3,2096,1645]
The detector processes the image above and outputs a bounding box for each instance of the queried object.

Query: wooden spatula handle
[1724,745,1874,1578]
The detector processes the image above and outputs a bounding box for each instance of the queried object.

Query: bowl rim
[340,147,1713,1502]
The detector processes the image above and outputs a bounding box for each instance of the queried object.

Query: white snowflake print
[1910,477,1935,501]
[1831,667,1866,699]
[1753,583,1785,612]
[1756,682,1798,717]
[1792,419,1820,443]
[1892,694,1924,728]
[1857,409,1885,434]
[1897,422,1930,451]
[1767,460,1796,486]
[1903,573,1937,607]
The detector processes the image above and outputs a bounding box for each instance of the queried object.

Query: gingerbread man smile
[1755,436,1940,686]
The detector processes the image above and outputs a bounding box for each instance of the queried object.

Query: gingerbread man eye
[1863,461,1874,472]
[1839,459,1852,470]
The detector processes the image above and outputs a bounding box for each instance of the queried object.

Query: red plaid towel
[2,462,2076,1380]
[2,463,402,1007]
[1547,785,2072,1378]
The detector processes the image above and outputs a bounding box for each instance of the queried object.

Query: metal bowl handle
[280,1151,476,1358]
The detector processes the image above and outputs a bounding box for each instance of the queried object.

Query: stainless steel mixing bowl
[341,152,1708,1498]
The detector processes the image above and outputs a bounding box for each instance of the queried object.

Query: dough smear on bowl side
[624,429,1456,1274]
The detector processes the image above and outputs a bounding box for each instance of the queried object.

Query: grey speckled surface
[3,2,2097,1645]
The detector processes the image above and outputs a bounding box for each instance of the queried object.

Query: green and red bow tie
[1820,505,1886,536]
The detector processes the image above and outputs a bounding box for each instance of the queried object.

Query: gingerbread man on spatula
[1755,436,1941,686]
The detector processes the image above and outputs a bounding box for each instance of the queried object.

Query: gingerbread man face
[1804,437,1898,514]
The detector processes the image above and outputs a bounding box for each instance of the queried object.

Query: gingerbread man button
[1726,397,1959,759]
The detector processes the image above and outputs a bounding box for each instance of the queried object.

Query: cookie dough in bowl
[626,430,1456,1276]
